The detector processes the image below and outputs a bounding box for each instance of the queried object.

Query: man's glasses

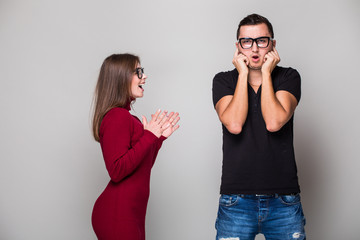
[238,36,273,49]
[134,67,144,79]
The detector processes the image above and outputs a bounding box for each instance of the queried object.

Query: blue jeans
[215,194,306,240]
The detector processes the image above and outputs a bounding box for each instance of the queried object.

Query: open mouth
[252,55,260,61]
[139,83,145,90]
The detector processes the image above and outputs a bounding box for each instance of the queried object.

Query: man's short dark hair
[236,14,274,39]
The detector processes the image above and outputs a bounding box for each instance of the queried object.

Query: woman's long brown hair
[92,54,140,142]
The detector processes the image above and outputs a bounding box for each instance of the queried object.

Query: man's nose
[251,41,259,52]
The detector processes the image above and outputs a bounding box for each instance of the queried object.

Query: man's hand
[261,46,280,74]
[232,47,249,75]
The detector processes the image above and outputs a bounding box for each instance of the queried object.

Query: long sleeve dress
[92,105,166,240]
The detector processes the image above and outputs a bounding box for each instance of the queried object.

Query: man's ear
[272,39,276,48]
[235,42,241,53]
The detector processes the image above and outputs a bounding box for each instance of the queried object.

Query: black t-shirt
[212,66,301,195]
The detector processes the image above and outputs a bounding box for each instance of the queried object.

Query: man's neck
[248,69,262,86]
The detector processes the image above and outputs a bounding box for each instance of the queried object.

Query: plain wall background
[1,0,359,239]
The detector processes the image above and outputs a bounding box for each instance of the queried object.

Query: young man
[212,14,306,240]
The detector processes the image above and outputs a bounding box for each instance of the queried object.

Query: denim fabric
[215,194,306,240]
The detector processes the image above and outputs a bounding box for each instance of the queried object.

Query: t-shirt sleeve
[212,71,235,107]
[275,67,301,103]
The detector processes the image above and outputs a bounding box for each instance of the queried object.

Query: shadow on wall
[295,113,329,239]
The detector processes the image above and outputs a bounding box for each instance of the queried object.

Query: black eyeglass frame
[134,67,144,79]
[238,36,273,49]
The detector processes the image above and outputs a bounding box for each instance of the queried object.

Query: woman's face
[130,63,147,98]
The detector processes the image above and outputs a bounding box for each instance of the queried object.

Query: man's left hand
[261,46,280,74]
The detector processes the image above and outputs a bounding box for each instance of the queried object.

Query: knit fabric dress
[92,105,166,240]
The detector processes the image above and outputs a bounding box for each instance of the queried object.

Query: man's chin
[249,64,262,70]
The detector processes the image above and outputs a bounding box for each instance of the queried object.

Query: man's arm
[215,48,249,134]
[261,47,298,132]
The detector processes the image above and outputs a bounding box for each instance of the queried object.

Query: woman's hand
[142,109,170,138]
[161,112,180,138]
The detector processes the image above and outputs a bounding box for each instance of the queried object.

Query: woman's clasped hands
[142,109,180,138]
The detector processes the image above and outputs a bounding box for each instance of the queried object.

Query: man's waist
[221,193,299,199]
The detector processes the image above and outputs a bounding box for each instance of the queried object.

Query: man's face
[237,23,276,70]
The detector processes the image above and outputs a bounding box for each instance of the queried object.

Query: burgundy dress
[92,105,165,240]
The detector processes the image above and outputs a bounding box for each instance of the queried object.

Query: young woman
[91,54,180,240]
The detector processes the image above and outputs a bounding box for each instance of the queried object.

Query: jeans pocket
[279,193,301,205]
[219,194,239,207]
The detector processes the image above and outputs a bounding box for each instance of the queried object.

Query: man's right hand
[232,47,249,74]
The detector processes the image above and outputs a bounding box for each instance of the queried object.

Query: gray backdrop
[1,0,359,239]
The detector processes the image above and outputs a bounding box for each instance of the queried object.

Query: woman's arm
[100,108,159,183]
